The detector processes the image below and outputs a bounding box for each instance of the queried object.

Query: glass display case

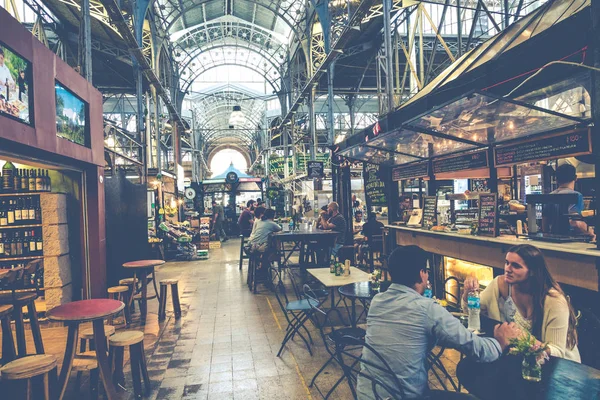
[444,257,495,307]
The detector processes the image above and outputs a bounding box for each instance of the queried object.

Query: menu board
[478,193,498,237]
[307,161,324,178]
[495,129,591,166]
[455,209,479,226]
[392,162,429,181]
[364,163,388,206]
[433,150,488,174]
[422,196,438,229]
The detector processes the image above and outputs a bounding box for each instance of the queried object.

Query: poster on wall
[55,81,90,147]
[0,41,33,125]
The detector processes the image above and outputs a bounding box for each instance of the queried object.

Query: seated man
[357,245,521,400]
[357,214,384,266]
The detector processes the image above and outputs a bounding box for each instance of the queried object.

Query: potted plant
[509,333,549,382]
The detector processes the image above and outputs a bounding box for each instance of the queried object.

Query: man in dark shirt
[319,201,347,259]
[238,200,256,237]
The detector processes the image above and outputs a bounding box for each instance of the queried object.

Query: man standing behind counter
[549,163,593,238]
[356,245,522,399]
[319,202,347,259]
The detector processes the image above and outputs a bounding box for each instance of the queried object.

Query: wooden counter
[386,225,600,292]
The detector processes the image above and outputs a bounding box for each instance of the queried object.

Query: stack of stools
[158,279,182,321]
[0,354,58,400]
[0,304,16,363]
[109,331,150,398]
[74,325,115,399]
[107,286,131,326]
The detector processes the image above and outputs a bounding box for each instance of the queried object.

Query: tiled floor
[4,239,463,399]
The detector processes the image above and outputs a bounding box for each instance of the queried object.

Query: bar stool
[72,351,100,399]
[0,304,16,363]
[0,266,45,357]
[108,331,150,399]
[158,279,181,321]
[107,286,130,326]
[0,354,58,400]
[239,232,251,270]
[119,278,138,313]
[79,325,116,353]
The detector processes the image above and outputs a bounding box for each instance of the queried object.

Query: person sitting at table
[461,244,580,361]
[357,245,522,400]
[353,209,365,235]
[248,208,282,275]
[238,200,256,237]
[250,206,265,235]
[319,202,347,260]
[356,214,384,267]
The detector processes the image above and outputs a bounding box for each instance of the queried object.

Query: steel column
[309,85,317,160]
[382,0,395,112]
[327,62,336,147]
[79,0,92,82]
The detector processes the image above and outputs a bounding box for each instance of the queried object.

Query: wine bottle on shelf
[13,169,21,192]
[21,169,29,192]
[7,200,15,225]
[28,169,35,192]
[36,228,43,255]
[20,198,28,224]
[14,197,22,223]
[29,229,36,255]
[34,197,41,223]
[4,234,12,257]
[35,169,43,192]
[0,201,7,226]
[27,197,35,222]
[2,161,15,192]
[46,170,52,192]
[0,232,4,256]
[14,232,22,256]
[22,231,29,256]
[10,234,17,257]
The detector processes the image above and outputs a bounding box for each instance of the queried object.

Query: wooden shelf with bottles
[0,192,47,197]
[0,224,43,230]
[0,255,45,262]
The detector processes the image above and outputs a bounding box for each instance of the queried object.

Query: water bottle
[424,281,433,298]
[289,219,294,231]
[467,289,481,331]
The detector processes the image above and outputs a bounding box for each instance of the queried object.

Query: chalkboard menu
[422,196,438,229]
[495,129,591,166]
[392,162,429,181]
[364,163,388,206]
[433,150,488,174]
[478,193,498,237]
[307,161,324,178]
[454,209,479,226]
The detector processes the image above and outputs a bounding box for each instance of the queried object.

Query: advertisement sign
[0,41,33,125]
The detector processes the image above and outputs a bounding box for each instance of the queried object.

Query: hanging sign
[478,193,498,237]
[225,171,239,184]
[494,128,592,167]
[307,161,324,178]
[364,163,388,206]
[433,150,489,174]
[392,162,429,181]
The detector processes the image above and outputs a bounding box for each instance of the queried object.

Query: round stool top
[109,330,144,347]
[108,286,129,294]
[160,279,179,285]
[47,299,125,322]
[122,260,165,269]
[0,355,57,380]
[72,354,98,372]
[119,278,138,285]
[0,304,14,318]
[80,325,115,340]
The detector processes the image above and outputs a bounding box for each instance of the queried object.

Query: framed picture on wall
[55,81,90,147]
[0,41,33,125]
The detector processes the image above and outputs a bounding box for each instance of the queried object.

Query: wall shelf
[0,224,43,230]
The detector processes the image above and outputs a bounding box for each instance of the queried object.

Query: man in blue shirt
[357,245,522,399]
[549,163,593,238]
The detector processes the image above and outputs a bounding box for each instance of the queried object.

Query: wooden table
[122,259,165,323]
[47,299,125,400]
[307,267,372,309]
[273,229,338,267]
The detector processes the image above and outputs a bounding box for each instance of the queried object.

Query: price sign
[433,150,489,174]
[392,162,429,181]
[422,196,438,229]
[495,129,591,166]
[478,193,498,237]
[307,161,324,178]
[364,163,388,206]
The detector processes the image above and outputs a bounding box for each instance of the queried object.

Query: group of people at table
[358,243,581,399]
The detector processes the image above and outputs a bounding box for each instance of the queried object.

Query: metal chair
[304,285,365,400]
[239,232,251,270]
[269,267,318,357]
[367,235,384,273]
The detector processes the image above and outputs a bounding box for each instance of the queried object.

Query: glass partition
[338,145,421,165]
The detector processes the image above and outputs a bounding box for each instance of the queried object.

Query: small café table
[457,354,600,399]
[338,281,378,328]
[273,228,338,267]
[123,259,165,323]
[307,267,372,309]
[47,299,125,400]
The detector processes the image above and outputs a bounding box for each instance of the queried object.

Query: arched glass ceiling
[158,0,306,44]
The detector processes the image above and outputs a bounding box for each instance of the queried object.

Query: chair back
[443,276,462,308]
[576,308,600,369]
[269,266,292,311]
[338,335,405,400]
[303,284,352,346]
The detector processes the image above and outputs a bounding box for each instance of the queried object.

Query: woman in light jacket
[462,244,579,361]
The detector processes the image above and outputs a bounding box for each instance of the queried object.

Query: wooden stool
[0,267,45,357]
[108,331,150,399]
[72,351,100,400]
[239,233,250,270]
[0,304,16,363]
[107,286,130,326]
[79,325,115,353]
[0,354,57,400]
[119,278,138,313]
[158,279,181,321]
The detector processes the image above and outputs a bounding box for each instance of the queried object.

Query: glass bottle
[13,169,21,192]
[35,169,43,192]
[21,169,28,192]
[2,161,15,192]
[28,169,35,191]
